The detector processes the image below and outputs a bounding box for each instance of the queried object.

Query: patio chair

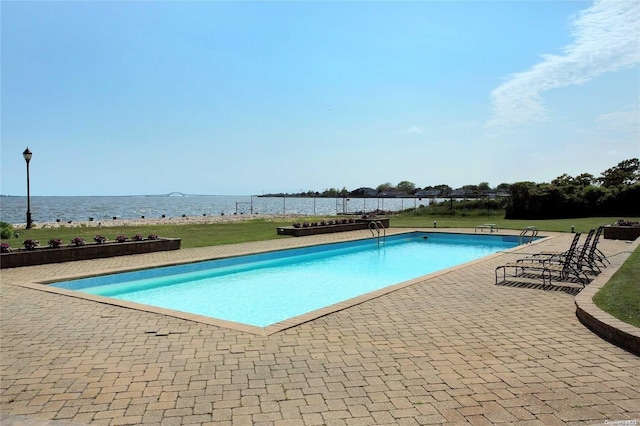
[522,232,581,262]
[586,226,609,269]
[530,228,603,276]
[495,232,590,289]
[521,229,595,281]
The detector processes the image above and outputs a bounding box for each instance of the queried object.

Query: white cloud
[405,126,423,134]
[595,104,640,132]
[486,0,640,128]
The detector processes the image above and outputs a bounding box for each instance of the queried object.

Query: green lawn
[3,215,638,249]
[593,245,640,328]
[390,215,640,234]
[1,219,295,249]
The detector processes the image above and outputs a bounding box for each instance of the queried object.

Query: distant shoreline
[1,195,407,225]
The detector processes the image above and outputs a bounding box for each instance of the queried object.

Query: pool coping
[9,229,551,336]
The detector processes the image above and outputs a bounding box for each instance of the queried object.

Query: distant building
[450,189,473,198]
[480,190,511,198]
[350,187,378,197]
[415,189,441,198]
[379,190,410,198]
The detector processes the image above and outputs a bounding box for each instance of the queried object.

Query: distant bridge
[144,192,218,197]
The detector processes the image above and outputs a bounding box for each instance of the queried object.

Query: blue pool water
[53,232,525,327]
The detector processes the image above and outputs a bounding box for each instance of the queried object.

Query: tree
[505,158,639,218]
[582,185,608,215]
[376,182,393,192]
[433,184,452,195]
[551,173,580,198]
[321,188,339,197]
[551,174,574,188]
[478,182,491,192]
[461,184,478,194]
[574,173,594,187]
[505,182,536,219]
[597,158,639,187]
[396,181,416,194]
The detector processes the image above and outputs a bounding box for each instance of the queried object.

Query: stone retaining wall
[0,238,181,269]
[603,225,640,241]
[277,218,390,237]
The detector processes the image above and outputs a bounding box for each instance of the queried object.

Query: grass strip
[4,215,639,249]
[388,215,637,234]
[2,219,295,249]
[593,246,640,328]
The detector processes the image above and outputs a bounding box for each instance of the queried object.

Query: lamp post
[23,147,33,229]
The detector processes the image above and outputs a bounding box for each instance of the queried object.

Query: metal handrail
[519,226,538,244]
[375,220,386,244]
[369,221,386,246]
[369,221,379,238]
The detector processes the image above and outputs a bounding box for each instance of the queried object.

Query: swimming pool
[52,232,529,330]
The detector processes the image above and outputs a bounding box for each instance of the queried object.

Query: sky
[1,0,639,196]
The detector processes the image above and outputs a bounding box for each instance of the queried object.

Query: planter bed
[603,226,640,241]
[0,238,181,269]
[277,218,389,237]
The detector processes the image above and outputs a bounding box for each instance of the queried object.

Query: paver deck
[1,228,639,425]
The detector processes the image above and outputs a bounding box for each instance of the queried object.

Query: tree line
[263,181,510,198]
[263,158,639,219]
[505,158,639,219]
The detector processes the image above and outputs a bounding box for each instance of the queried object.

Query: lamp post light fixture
[23,147,33,229]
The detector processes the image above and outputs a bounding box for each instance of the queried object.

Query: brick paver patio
[1,229,639,425]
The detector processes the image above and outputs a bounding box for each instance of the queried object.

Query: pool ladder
[369,221,386,246]
[519,226,538,244]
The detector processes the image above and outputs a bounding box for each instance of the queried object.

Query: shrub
[132,234,144,241]
[94,235,107,244]
[615,219,640,226]
[115,235,128,243]
[1,222,17,239]
[70,237,86,246]
[293,223,302,228]
[23,239,39,250]
[1,243,11,253]
[48,238,63,248]
[147,234,159,240]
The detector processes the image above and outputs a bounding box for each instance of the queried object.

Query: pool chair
[585,226,609,269]
[521,232,581,262]
[520,229,595,283]
[571,227,604,275]
[495,232,590,289]
[529,228,604,276]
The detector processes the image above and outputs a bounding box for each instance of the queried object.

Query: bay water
[0,195,430,225]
